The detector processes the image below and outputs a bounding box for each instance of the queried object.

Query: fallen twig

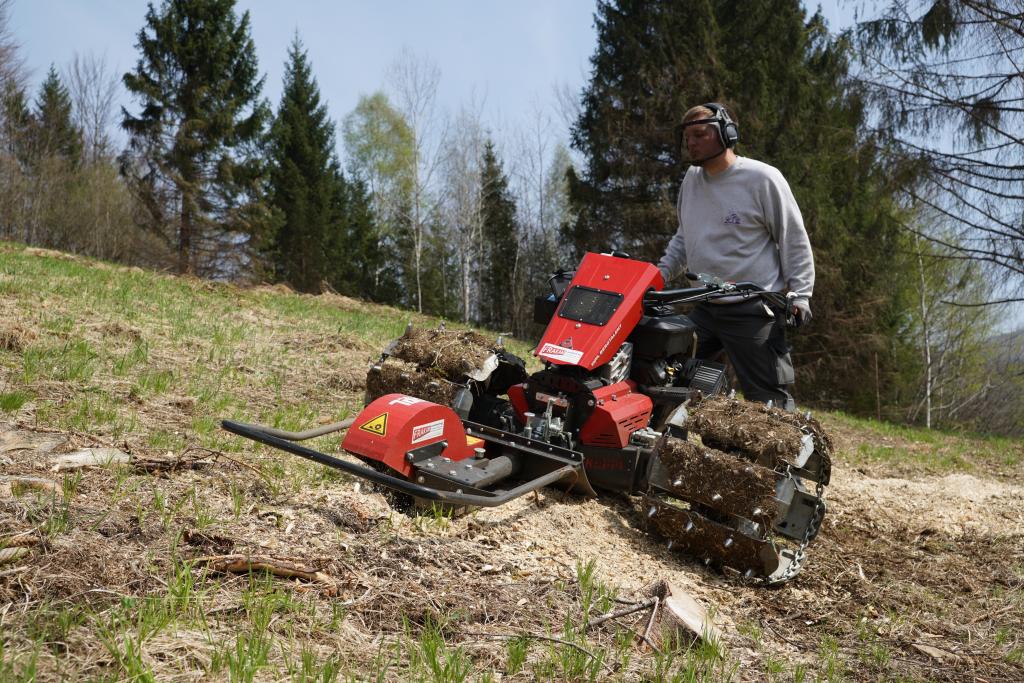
[463,631,617,674]
[0,566,28,579]
[201,448,273,484]
[586,597,658,629]
[132,451,212,474]
[194,553,338,595]
[641,597,660,649]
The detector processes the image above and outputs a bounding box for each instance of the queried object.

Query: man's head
[679,103,739,167]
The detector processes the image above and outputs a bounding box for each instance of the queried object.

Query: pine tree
[479,140,518,329]
[569,0,917,411]
[325,175,390,302]
[34,65,82,164]
[1,80,32,162]
[122,0,271,275]
[267,35,340,293]
[568,0,719,259]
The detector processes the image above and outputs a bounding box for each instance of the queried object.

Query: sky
[9,0,600,151]
[7,1,859,155]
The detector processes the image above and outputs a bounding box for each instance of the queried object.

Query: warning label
[358,413,388,436]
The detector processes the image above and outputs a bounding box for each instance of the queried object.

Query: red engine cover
[536,252,663,370]
[341,394,475,478]
[579,381,653,449]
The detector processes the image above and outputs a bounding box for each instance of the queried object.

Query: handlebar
[644,281,769,306]
[643,276,795,324]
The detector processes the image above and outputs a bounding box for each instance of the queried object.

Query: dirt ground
[2,406,1022,681]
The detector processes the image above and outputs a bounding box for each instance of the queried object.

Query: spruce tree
[122,0,271,275]
[33,65,82,164]
[268,37,389,300]
[267,35,340,293]
[1,80,32,162]
[479,140,518,329]
[325,175,388,302]
[569,0,916,411]
[568,0,719,258]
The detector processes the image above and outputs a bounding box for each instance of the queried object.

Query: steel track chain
[761,477,826,585]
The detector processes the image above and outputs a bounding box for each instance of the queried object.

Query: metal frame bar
[222,420,579,508]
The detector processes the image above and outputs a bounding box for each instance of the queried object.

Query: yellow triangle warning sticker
[358,413,388,436]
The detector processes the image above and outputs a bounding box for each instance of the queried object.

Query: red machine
[225,252,830,583]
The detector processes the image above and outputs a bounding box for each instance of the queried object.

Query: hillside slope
[1,243,1022,682]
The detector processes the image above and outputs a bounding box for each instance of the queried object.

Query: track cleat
[645,420,828,582]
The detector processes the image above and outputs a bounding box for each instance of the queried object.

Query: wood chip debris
[50,448,131,471]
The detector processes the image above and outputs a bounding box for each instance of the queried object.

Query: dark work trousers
[687,299,796,410]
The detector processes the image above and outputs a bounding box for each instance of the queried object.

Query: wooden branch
[586,597,657,629]
[198,447,272,484]
[194,554,338,595]
[131,453,212,474]
[641,597,660,649]
[462,631,616,674]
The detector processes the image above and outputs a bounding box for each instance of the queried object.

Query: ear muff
[704,102,739,149]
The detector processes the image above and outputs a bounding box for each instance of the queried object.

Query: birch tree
[342,91,413,304]
[386,48,448,313]
[66,53,120,165]
[508,106,574,336]
[437,106,485,323]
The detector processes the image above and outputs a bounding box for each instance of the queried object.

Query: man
[658,103,814,410]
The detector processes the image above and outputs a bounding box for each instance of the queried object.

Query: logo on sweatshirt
[724,211,741,225]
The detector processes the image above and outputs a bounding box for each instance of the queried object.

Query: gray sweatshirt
[657,157,814,301]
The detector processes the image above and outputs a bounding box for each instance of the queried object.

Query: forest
[1,0,1021,434]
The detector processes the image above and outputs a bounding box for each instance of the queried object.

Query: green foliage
[267,35,348,294]
[121,0,273,275]
[568,0,718,257]
[405,616,473,683]
[1,81,34,165]
[326,175,385,303]
[342,92,414,305]
[479,140,518,329]
[569,0,918,413]
[505,635,530,675]
[1,69,145,263]
[33,65,83,165]
[0,390,29,412]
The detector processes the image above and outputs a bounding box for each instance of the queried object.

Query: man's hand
[790,297,812,327]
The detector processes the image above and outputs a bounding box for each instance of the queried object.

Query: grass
[1,242,1022,682]
[828,409,1021,474]
[0,389,30,412]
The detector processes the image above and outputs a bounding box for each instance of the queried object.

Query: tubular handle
[221,420,579,508]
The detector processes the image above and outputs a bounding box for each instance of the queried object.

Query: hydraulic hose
[226,417,356,441]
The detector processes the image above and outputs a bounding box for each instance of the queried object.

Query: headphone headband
[701,102,739,149]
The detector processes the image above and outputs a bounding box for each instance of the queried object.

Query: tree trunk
[915,238,932,429]
[179,193,192,275]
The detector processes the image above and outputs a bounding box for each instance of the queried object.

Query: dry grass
[1,242,1022,681]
